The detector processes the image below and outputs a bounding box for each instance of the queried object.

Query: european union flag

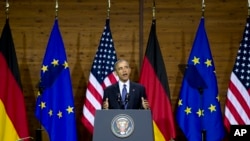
[176,18,225,141]
[35,19,77,141]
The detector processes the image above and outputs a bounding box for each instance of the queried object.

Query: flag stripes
[224,18,250,132]
[225,74,250,126]
[82,19,118,133]
[139,19,176,141]
[0,19,29,141]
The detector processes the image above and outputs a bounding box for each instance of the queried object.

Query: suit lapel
[129,82,136,95]
[113,82,120,96]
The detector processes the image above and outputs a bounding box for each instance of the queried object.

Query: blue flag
[176,18,225,141]
[35,19,77,141]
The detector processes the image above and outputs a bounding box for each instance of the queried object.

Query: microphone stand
[124,93,129,109]
[117,93,124,109]
[117,93,129,109]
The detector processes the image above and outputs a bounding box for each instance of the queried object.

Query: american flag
[224,17,250,132]
[81,19,118,133]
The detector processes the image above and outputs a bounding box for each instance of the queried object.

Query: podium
[93,109,154,141]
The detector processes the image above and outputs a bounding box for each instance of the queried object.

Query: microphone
[16,136,34,141]
[117,93,121,102]
[123,93,130,109]
[125,93,130,103]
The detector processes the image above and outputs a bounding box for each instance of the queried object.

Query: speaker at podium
[93,109,154,141]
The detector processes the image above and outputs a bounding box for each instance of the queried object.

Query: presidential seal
[111,114,134,138]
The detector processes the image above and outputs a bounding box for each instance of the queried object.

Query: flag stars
[57,111,63,119]
[244,43,247,48]
[178,99,183,106]
[66,106,74,114]
[246,82,249,86]
[110,66,114,71]
[37,91,41,97]
[213,70,217,74]
[51,59,59,67]
[192,56,200,65]
[245,37,248,41]
[216,95,220,102]
[184,107,192,115]
[39,101,46,109]
[196,109,204,117]
[235,62,239,66]
[48,110,53,116]
[247,76,250,80]
[63,61,68,69]
[41,65,48,73]
[204,59,212,67]
[241,63,246,68]
[208,104,216,112]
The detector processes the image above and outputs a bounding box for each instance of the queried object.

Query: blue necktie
[122,84,127,103]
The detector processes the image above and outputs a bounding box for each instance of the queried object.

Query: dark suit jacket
[103,82,147,109]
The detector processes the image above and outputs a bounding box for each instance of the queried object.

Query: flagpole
[248,0,250,16]
[35,0,60,140]
[55,0,59,19]
[36,90,43,141]
[152,2,177,141]
[152,0,155,20]
[139,0,143,69]
[201,0,205,18]
[107,0,110,19]
[201,1,206,141]
[5,0,9,19]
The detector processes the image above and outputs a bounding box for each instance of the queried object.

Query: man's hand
[102,98,109,109]
[141,97,150,109]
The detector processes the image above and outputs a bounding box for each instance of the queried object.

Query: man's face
[115,61,131,82]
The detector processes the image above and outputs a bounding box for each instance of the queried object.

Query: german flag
[0,19,29,141]
[139,19,176,141]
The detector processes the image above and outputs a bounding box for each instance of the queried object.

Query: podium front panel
[93,109,154,141]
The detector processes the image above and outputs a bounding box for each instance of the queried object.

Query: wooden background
[0,0,247,140]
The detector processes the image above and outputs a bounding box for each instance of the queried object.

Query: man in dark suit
[102,59,149,109]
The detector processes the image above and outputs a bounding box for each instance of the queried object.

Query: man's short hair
[114,59,130,71]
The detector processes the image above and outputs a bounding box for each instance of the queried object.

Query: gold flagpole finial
[5,0,9,19]
[107,0,111,19]
[152,0,156,20]
[201,0,205,17]
[55,0,59,19]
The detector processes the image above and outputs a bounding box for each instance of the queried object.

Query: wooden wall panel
[0,0,247,140]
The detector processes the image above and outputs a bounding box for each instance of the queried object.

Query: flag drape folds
[81,19,118,133]
[224,17,250,132]
[0,19,29,141]
[35,19,77,141]
[139,19,176,141]
[176,18,225,141]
